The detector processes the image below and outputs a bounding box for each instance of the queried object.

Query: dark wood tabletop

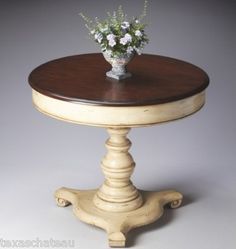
[28,53,209,106]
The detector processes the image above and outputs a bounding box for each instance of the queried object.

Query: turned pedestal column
[94,128,143,212]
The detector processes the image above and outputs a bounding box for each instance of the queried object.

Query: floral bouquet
[80,1,149,80]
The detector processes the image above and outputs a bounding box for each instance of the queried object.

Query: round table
[29,53,209,247]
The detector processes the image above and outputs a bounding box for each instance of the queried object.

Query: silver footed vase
[102,51,134,80]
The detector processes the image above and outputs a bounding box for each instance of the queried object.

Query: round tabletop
[29,53,209,127]
[29,53,209,107]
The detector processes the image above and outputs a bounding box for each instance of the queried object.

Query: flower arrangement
[80,1,149,58]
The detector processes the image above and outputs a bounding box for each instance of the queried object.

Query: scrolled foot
[169,198,183,209]
[55,197,71,207]
[108,232,126,248]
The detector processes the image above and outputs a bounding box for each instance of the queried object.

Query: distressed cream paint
[32,89,205,127]
[32,89,205,247]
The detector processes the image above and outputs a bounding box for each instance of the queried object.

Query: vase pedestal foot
[55,187,183,247]
[106,70,132,80]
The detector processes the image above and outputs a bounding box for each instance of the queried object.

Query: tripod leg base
[55,187,183,247]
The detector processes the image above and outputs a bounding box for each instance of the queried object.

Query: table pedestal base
[55,187,182,247]
[54,128,182,247]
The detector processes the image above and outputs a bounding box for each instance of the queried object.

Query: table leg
[94,128,143,212]
[55,127,183,247]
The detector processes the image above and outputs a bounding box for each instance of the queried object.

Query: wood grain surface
[29,53,209,106]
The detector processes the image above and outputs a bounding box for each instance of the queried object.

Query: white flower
[120,37,128,45]
[108,39,116,47]
[90,30,95,35]
[107,34,115,41]
[124,33,132,42]
[121,21,130,29]
[120,33,132,45]
[135,19,139,24]
[94,33,103,43]
[135,30,142,37]
[107,34,116,47]
[127,46,134,54]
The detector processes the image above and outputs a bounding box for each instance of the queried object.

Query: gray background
[0,0,235,248]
